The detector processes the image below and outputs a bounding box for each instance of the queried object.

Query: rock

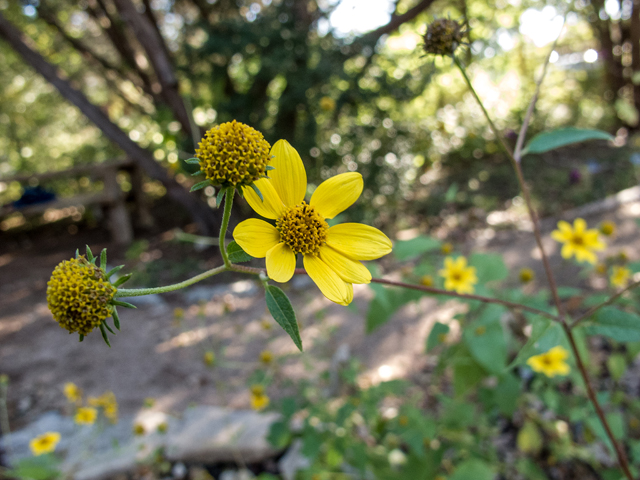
[183,281,258,304]
[278,439,310,480]
[165,406,282,463]
[171,462,187,479]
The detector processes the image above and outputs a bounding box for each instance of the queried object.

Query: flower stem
[571,279,640,328]
[219,186,235,269]
[115,265,227,297]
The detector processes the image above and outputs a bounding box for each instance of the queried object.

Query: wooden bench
[0,158,152,245]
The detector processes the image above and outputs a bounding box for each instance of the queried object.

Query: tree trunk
[0,12,218,235]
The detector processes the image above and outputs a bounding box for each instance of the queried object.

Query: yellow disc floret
[47,256,116,336]
[195,120,271,187]
[276,201,329,256]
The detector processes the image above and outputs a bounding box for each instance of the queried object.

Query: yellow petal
[326,223,392,261]
[574,218,587,233]
[556,220,572,233]
[344,282,354,304]
[266,243,296,283]
[269,140,307,207]
[304,255,351,305]
[318,246,371,284]
[561,243,574,260]
[551,230,570,242]
[233,219,280,258]
[243,178,285,220]
[310,172,363,219]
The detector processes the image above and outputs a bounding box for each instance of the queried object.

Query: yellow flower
[29,432,61,456]
[74,407,97,425]
[420,275,433,287]
[441,242,453,255]
[89,391,118,423]
[599,220,616,237]
[250,385,270,411]
[204,350,216,366]
[527,346,570,377]
[519,268,534,284]
[551,218,605,265]
[439,256,477,294]
[610,266,632,288]
[47,256,116,335]
[195,120,271,188]
[259,350,273,365]
[63,382,81,403]
[133,423,146,436]
[233,140,392,305]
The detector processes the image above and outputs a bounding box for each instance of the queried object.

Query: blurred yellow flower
[233,140,392,305]
[610,266,632,288]
[551,218,605,264]
[29,432,60,456]
[88,391,118,423]
[259,350,273,365]
[441,242,453,255]
[133,423,145,436]
[250,392,270,411]
[519,268,534,284]
[204,351,216,366]
[527,346,570,377]
[74,407,97,425]
[420,275,434,287]
[63,382,81,403]
[599,220,616,237]
[439,256,477,294]
[260,318,272,330]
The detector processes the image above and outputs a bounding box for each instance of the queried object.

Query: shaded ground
[1,188,639,436]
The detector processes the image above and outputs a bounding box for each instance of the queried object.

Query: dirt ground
[1,189,639,434]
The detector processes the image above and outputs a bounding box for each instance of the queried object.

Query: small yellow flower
[133,423,145,436]
[599,220,616,237]
[519,268,534,284]
[250,391,270,411]
[63,382,82,403]
[74,407,97,425]
[29,432,61,456]
[551,218,605,264]
[195,120,271,188]
[233,140,392,305]
[47,256,117,335]
[89,391,118,423]
[420,275,434,287]
[610,266,632,288]
[439,256,477,294]
[204,350,216,366]
[259,350,273,365]
[527,346,570,377]
[441,242,453,255]
[319,96,336,112]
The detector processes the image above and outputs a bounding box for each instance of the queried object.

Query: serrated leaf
[227,240,253,263]
[184,157,200,165]
[522,128,614,156]
[583,307,640,342]
[250,182,264,201]
[265,285,302,351]
[393,236,441,261]
[190,180,211,192]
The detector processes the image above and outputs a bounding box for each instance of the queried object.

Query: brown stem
[571,279,640,328]
[562,323,634,479]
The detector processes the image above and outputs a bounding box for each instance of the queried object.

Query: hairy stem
[115,265,227,297]
[219,187,235,268]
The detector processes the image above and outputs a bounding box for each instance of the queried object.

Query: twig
[571,279,640,328]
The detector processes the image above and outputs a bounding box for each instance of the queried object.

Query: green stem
[115,265,227,297]
[219,186,235,269]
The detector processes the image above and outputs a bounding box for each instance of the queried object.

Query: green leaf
[607,353,627,381]
[265,285,302,351]
[393,236,441,261]
[266,420,291,448]
[103,320,115,334]
[463,305,507,374]
[469,253,508,284]
[99,323,111,347]
[6,456,61,480]
[250,182,264,201]
[453,354,486,397]
[191,170,203,176]
[112,308,120,330]
[216,187,226,206]
[85,245,94,262]
[106,265,124,278]
[521,128,613,156]
[449,458,495,480]
[227,241,253,263]
[583,307,640,342]
[426,322,450,352]
[190,180,211,192]
[112,273,132,287]
[265,165,275,171]
[100,248,107,270]
[517,420,543,455]
[365,285,422,333]
[510,317,566,367]
[112,300,137,309]
[493,374,521,416]
[184,157,200,165]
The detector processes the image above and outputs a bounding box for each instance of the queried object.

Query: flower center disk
[277,202,329,255]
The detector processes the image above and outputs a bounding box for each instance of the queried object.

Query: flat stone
[165,406,282,463]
